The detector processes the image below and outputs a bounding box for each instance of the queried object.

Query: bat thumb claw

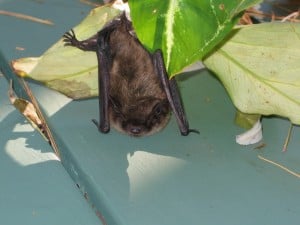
[181,128,200,136]
[189,129,200,134]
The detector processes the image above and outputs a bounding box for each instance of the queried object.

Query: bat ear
[152,50,199,136]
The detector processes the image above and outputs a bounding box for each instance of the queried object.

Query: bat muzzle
[122,119,148,136]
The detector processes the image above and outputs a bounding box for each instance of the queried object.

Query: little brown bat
[63,13,198,137]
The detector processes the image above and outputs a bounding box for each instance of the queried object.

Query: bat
[63,13,198,137]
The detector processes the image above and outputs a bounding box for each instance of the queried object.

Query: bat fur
[63,13,197,136]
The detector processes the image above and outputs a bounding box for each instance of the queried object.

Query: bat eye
[109,96,122,113]
[153,102,168,116]
[147,101,169,127]
[153,103,162,115]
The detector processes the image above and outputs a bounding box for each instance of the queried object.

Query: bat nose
[123,120,146,136]
[129,126,142,135]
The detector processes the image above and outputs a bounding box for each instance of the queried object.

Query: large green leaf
[12,1,261,99]
[12,5,121,99]
[129,0,261,76]
[204,22,300,125]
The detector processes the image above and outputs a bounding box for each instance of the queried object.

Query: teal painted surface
[0,75,100,225]
[0,1,100,225]
[1,1,300,225]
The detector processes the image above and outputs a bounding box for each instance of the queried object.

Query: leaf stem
[282,123,293,152]
[258,155,300,178]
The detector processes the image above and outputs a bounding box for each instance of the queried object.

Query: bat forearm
[97,50,110,133]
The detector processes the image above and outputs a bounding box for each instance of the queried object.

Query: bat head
[109,96,170,137]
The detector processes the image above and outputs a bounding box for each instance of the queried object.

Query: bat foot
[92,119,110,133]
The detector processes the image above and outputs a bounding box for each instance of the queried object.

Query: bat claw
[62,29,78,47]
[189,129,200,134]
[181,128,200,136]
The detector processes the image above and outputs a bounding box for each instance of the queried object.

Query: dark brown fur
[108,17,170,135]
[63,13,197,136]
[64,14,170,136]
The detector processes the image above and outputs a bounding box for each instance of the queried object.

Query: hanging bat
[63,13,198,137]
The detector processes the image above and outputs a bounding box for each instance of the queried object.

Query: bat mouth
[122,119,149,137]
[126,126,145,137]
[111,114,171,137]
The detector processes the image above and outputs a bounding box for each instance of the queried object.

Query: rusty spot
[219,4,225,10]
[95,210,108,225]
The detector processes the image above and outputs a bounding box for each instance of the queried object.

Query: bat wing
[63,24,118,133]
[93,28,111,133]
[93,15,132,133]
[153,50,199,136]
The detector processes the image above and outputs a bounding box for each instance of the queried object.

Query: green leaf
[12,5,121,99]
[235,110,261,129]
[12,1,261,99]
[129,0,261,76]
[204,22,300,125]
